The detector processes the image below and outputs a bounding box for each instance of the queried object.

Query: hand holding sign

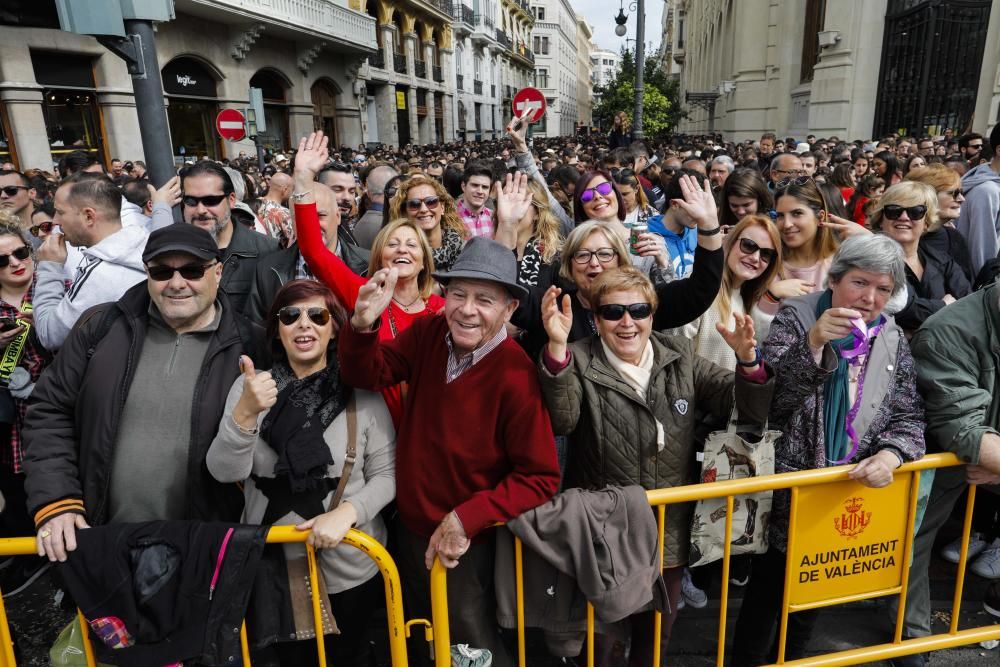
[511,87,546,124]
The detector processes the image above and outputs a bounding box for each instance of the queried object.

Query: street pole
[121,20,175,188]
[633,0,645,139]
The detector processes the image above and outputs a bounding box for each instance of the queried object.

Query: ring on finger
[39,529,51,538]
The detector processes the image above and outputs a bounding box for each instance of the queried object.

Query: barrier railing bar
[514,536,526,667]
[717,495,735,666]
[893,469,922,644]
[777,486,800,664]
[950,484,977,635]
[764,625,1000,667]
[78,609,97,667]
[430,559,450,666]
[240,621,251,666]
[306,543,329,666]
[787,586,902,612]
[652,504,666,667]
[0,574,16,667]
[585,602,594,667]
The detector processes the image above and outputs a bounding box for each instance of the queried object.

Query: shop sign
[787,477,911,607]
[396,91,407,110]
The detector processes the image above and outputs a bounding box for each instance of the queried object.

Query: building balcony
[496,30,511,49]
[369,50,386,69]
[457,74,464,90]
[673,47,685,65]
[417,105,429,116]
[433,65,444,82]
[176,0,376,53]
[393,54,408,74]
[453,3,475,36]
[415,59,427,78]
[471,15,497,46]
[474,79,483,94]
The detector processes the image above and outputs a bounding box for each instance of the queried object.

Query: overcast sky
[571,0,663,54]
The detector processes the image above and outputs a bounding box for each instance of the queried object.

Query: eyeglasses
[942,188,963,199]
[883,204,927,221]
[775,176,812,189]
[405,196,440,212]
[572,248,617,264]
[0,186,28,198]
[579,181,614,204]
[29,221,55,237]
[146,262,217,282]
[596,303,653,321]
[277,306,331,327]
[968,143,983,150]
[737,238,778,264]
[0,246,31,268]
[181,194,228,208]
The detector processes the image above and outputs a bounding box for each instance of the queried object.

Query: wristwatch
[697,226,722,236]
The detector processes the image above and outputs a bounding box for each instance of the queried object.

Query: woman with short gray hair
[731,234,925,665]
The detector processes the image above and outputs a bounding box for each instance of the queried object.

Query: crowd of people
[0,115,997,667]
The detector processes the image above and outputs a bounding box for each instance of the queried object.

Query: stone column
[97,90,144,162]
[404,32,420,144]
[374,83,399,147]
[423,41,436,85]
[441,48,455,141]
[723,0,771,140]
[0,85,51,170]
[380,24,396,72]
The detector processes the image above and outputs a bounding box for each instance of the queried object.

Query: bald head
[267,172,293,202]
[289,183,339,250]
[770,153,804,183]
[366,165,399,204]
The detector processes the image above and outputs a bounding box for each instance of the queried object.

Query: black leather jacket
[221,221,280,313]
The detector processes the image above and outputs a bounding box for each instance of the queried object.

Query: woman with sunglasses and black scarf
[386,174,469,273]
[869,181,970,334]
[209,279,395,667]
[538,265,773,666]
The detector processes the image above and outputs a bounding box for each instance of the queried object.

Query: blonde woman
[905,164,975,283]
[609,111,633,149]
[387,174,469,272]
[494,173,565,290]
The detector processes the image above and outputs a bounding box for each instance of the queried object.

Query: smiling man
[339,236,560,667]
[456,160,495,238]
[24,223,263,564]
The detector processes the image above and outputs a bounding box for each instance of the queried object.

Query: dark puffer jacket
[538,331,774,566]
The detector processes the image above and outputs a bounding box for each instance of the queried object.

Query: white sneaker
[681,567,707,609]
[970,539,1000,579]
[940,532,988,564]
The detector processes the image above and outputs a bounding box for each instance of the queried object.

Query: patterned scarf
[260,355,348,493]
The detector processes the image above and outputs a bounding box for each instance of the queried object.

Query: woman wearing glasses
[386,175,469,273]
[905,164,975,284]
[209,279,395,667]
[869,181,970,334]
[291,132,445,426]
[539,266,773,666]
[0,213,52,538]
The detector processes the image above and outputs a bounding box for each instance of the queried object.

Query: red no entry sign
[216,109,247,141]
[512,87,546,123]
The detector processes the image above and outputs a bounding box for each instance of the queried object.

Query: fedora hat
[433,237,528,300]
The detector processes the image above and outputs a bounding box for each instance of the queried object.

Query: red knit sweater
[339,314,561,538]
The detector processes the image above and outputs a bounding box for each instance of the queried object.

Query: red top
[338,315,561,538]
[294,202,444,425]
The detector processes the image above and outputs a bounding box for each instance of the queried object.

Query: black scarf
[259,355,349,494]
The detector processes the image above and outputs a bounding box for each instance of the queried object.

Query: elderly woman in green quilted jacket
[537,265,774,667]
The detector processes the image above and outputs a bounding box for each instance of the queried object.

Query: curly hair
[387,174,469,241]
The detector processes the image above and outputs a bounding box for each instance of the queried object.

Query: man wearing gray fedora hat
[339,236,560,666]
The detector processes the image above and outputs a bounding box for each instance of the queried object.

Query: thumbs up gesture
[233,355,278,430]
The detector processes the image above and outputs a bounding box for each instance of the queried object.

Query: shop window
[250,70,291,152]
[31,51,104,161]
[163,57,221,160]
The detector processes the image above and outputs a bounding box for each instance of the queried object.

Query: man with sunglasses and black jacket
[23,223,264,565]
[180,162,279,313]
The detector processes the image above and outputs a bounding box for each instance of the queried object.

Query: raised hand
[542,286,573,363]
[495,172,533,228]
[352,268,398,330]
[506,112,529,153]
[149,175,181,208]
[716,312,758,366]
[233,355,277,429]
[822,214,872,239]
[293,131,331,184]
[673,175,718,230]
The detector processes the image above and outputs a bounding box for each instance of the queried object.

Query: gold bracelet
[233,414,258,436]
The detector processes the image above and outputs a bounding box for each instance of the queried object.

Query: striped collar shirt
[445,324,508,383]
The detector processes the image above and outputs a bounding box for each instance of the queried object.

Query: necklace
[392,293,422,311]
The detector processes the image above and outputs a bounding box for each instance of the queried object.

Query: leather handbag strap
[328,393,357,511]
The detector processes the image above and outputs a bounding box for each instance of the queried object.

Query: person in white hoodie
[956,123,1000,276]
[120,176,180,233]
[34,172,148,350]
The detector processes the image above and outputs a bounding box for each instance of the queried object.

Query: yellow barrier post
[430,559,451,667]
[651,504,666,667]
[717,495,735,666]
[892,470,921,644]
[950,484,977,634]
[514,537,526,667]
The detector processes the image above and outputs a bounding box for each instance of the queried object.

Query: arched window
[250,69,292,152]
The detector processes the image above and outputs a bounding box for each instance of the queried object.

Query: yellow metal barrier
[428,452,1000,666]
[0,525,414,667]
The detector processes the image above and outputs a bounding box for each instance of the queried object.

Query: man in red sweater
[339,232,560,666]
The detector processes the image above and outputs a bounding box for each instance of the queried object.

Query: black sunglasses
[29,221,55,238]
[737,238,777,264]
[277,306,331,327]
[146,262,217,282]
[0,246,31,268]
[942,188,963,199]
[0,186,28,198]
[596,303,653,321]
[883,204,927,221]
[775,176,812,189]
[181,194,228,208]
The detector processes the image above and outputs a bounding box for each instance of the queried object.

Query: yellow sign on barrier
[788,477,912,607]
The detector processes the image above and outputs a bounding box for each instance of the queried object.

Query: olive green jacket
[538,331,774,566]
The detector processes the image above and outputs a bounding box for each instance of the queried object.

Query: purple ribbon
[830,317,884,465]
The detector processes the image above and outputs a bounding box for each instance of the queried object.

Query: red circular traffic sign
[512,87,546,124]
[216,109,247,142]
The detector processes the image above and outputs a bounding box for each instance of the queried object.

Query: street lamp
[613,0,644,139]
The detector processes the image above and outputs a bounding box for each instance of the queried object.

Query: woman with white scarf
[537,266,775,667]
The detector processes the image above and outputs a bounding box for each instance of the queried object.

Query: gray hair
[366,165,399,196]
[827,235,907,297]
[711,155,735,173]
